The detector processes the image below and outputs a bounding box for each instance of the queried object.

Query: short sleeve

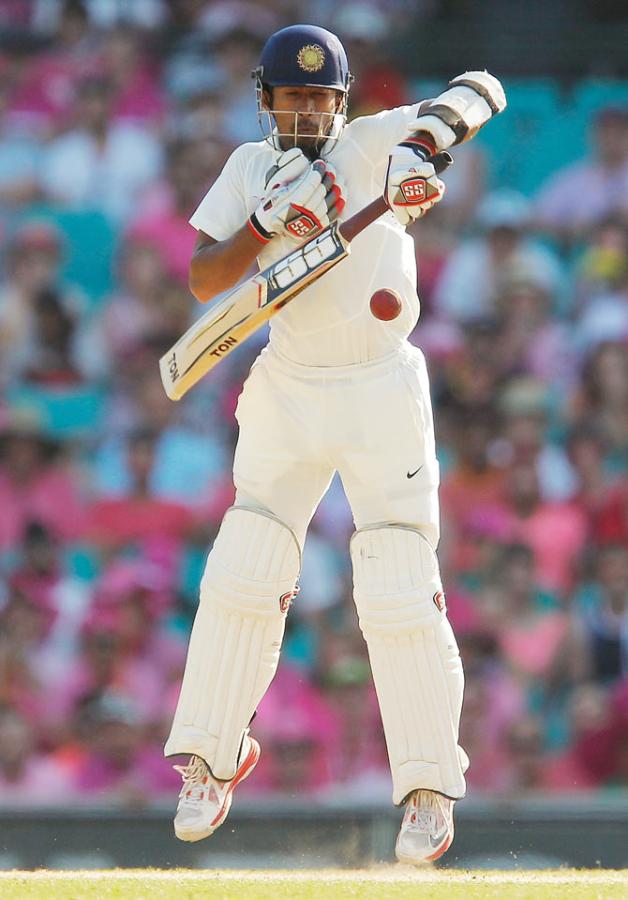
[189,143,255,241]
[345,102,422,167]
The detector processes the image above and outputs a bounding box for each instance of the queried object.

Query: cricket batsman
[164,23,506,864]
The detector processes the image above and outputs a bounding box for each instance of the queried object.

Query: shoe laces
[174,755,209,802]
[409,807,438,832]
[413,809,438,832]
[408,791,439,833]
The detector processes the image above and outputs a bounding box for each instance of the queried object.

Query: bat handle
[430,150,455,175]
[338,151,453,244]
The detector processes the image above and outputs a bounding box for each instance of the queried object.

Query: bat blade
[160,152,453,400]
[160,225,349,400]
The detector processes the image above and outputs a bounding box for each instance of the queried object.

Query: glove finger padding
[321,166,346,223]
[264,147,311,189]
[288,162,347,233]
[250,159,347,243]
[250,164,326,243]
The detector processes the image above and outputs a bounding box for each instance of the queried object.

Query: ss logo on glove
[285,206,321,238]
[385,148,447,226]
[399,176,429,204]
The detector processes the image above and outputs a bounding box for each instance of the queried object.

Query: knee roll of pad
[351,524,445,627]
[203,506,302,614]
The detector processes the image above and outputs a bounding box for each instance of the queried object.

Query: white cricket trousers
[233,341,441,548]
[167,340,468,801]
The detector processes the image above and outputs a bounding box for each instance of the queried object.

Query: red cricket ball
[369,288,402,321]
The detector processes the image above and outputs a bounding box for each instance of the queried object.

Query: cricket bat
[160,152,452,400]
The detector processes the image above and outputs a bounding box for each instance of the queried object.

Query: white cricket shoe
[395,789,455,864]
[172,732,260,842]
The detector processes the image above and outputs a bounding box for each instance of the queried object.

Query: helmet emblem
[297,44,325,73]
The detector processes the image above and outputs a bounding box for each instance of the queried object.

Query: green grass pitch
[0,869,627,899]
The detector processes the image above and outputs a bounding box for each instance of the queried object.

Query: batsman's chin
[282,135,326,158]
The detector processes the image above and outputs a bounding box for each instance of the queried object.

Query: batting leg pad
[164,506,301,779]
[351,525,468,803]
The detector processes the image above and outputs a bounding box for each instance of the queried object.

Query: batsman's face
[266,85,342,157]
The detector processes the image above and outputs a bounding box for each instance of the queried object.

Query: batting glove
[249,157,346,244]
[262,147,311,192]
[385,144,445,227]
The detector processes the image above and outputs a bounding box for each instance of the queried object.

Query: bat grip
[429,150,455,175]
[339,151,453,244]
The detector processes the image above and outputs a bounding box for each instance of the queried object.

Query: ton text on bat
[168,353,179,380]
[210,336,238,357]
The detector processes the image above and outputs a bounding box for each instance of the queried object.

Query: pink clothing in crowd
[444,587,484,635]
[460,672,525,793]
[5,52,96,131]
[322,684,389,790]
[112,72,167,126]
[6,50,166,132]
[536,159,628,232]
[248,667,338,794]
[590,481,628,543]
[46,651,172,730]
[524,323,577,386]
[485,747,601,794]
[127,198,197,283]
[100,289,152,341]
[0,466,86,551]
[499,612,570,677]
[0,2,33,27]
[44,585,184,730]
[73,744,180,798]
[0,755,76,806]
[87,496,195,548]
[541,752,601,791]
[100,292,162,360]
[511,502,588,595]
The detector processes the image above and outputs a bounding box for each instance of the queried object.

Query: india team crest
[297,44,325,73]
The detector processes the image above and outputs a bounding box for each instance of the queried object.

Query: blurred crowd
[0,0,627,809]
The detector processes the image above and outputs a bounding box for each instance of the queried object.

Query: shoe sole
[395,823,455,866]
[174,738,261,843]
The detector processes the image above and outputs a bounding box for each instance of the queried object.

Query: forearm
[189,225,263,303]
[189,152,343,303]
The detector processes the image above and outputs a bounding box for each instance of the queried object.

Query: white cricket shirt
[189,103,423,366]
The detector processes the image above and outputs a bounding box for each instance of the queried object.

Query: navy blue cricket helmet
[253,25,353,156]
[253,24,352,93]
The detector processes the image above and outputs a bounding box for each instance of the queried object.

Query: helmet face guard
[252,24,353,158]
[253,98,348,159]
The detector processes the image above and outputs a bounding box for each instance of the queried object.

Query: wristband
[247,212,272,244]
[399,134,437,160]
